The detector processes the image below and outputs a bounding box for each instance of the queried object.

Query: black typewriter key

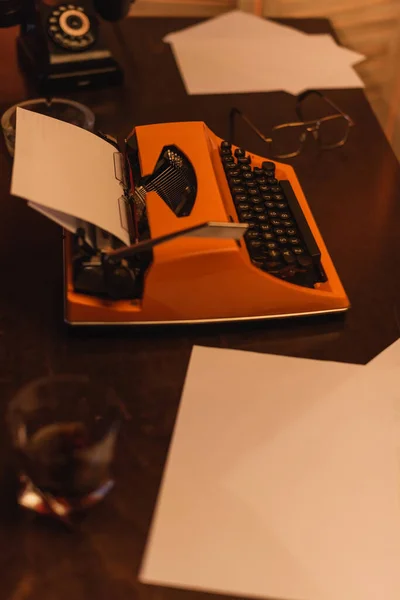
[254,206,265,214]
[231,186,246,194]
[246,230,261,240]
[246,181,257,188]
[229,169,241,177]
[253,167,263,175]
[293,247,305,255]
[273,194,285,201]
[261,194,273,201]
[270,218,281,226]
[277,236,288,244]
[238,156,251,165]
[257,214,268,222]
[259,185,270,193]
[249,240,262,249]
[262,232,274,240]
[251,252,267,262]
[242,219,258,227]
[282,249,296,264]
[262,161,275,172]
[249,246,265,261]
[235,148,246,158]
[268,249,281,258]
[268,210,279,217]
[248,189,259,196]
[223,156,235,164]
[266,241,278,250]
[264,261,282,272]
[229,178,242,186]
[270,186,281,193]
[257,177,267,185]
[276,202,287,209]
[246,222,258,230]
[240,164,252,172]
[234,195,248,204]
[265,201,275,209]
[260,223,271,231]
[225,164,237,172]
[221,150,232,158]
[240,211,255,221]
[267,178,278,185]
[282,219,294,227]
[289,237,300,245]
[297,255,313,267]
[221,140,231,149]
[251,258,264,268]
[251,197,263,204]
[280,212,290,219]
[243,172,254,180]
[238,203,250,210]
[274,228,285,235]
[286,228,297,236]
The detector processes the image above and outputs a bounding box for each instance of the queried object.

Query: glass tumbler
[7,375,121,520]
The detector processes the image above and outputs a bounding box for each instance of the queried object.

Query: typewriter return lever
[97,222,248,300]
[105,221,248,261]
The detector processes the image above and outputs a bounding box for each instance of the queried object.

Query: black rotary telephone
[0,0,133,92]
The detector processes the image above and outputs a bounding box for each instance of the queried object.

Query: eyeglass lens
[271,123,307,157]
[318,115,350,148]
[271,115,350,157]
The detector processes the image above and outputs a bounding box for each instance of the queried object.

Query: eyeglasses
[228,90,355,159]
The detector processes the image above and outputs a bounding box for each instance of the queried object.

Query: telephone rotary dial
[47,4,96,51]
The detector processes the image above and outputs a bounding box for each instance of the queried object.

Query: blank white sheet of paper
[165,12,365,69]
[11,107,130,245]
[165,10,365,95]
[169,36,364,95]
[368,337,400,369]
[139,345,400,600]
[310,34,365,66]
[164,10,309,43]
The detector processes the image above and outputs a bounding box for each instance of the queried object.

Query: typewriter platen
[66,121,349,324]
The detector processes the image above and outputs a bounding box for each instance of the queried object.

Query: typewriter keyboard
[220,141,327,288]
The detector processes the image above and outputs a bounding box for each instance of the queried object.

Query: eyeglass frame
[228,90,355,159]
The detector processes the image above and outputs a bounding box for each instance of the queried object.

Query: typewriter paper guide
[11,107,130,246]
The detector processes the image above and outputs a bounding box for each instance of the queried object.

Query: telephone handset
[0,0,133,93]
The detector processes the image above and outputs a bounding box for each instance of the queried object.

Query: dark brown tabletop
[1,16,400,600]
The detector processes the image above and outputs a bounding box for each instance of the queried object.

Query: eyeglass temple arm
[295,89,354,124]
[228,107,272,146]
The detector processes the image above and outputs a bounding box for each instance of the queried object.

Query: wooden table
[1,16,400,600]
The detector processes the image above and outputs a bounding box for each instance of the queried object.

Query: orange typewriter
[64,121,349,325]
[11,108,349,325]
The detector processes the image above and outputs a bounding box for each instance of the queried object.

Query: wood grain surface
[0,17,400,600]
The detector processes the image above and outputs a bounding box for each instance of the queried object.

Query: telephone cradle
[66,121,349,325]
